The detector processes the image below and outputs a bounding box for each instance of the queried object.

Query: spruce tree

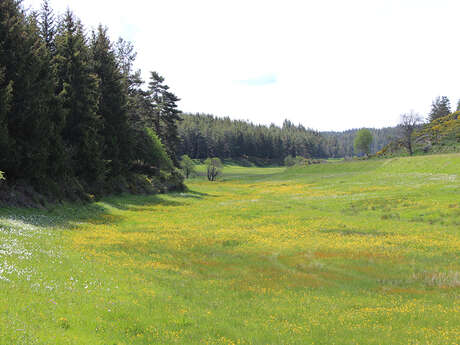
[39,0,56,55]
[22,13,67,183]
[0,67,12,163]
[55,10,105,187]
[0,1,62,183]
[0,0,26,177]
[91,25,132,177]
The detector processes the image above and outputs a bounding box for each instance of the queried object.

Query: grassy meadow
[0,154,459,344]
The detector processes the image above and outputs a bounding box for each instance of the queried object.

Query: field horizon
[0,153,459,344]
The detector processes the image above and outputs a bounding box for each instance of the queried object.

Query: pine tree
[148,71,168,134]
[148,71,182,164]
[429,96,451,122]
[55,10,105,187]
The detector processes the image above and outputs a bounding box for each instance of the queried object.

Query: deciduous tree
[205,157,222,181]
[399,111,422,156]
[354,129,373,156]
[180,155,196,178]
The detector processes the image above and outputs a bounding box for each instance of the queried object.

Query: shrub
[294,156,308,166]
[284,155,295,167]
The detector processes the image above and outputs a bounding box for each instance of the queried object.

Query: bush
[294,156,308,166]
[284,155,295,167]
[285,155,309,167]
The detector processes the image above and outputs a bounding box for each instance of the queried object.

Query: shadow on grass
[101,194,185,211]
[173,189,218,199]
[0,192,198,230]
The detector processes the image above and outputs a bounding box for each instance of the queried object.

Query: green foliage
[55,10,106,187]
[132,127,173,174]
[0,67,12,159]
[180,154,196,178]
[0,171,4,180]
[285,155,310,167]
[148,71,182,165]
[429,96,451,122]
[295,156,308,166]
[354,129,373,156]
[0,0,64,182]
[205,157,223,181]
[284,155,295,167]
[179,114,398,162]
[179,115,327,162]
[0,1,184,202]
[90,25,132,177]
[415,111,460,152]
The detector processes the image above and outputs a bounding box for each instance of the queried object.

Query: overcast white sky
[24,0,460,131]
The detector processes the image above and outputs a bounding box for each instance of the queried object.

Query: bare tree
[205,157,223,181]
[399,111,423,155]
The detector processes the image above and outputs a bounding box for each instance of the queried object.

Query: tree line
[178,113,397,163]
[179,94,459,163]
[0,0,183,202]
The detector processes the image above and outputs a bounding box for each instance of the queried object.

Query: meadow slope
[0,154,459,344]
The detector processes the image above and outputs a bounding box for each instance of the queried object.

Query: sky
[23,0,460,131]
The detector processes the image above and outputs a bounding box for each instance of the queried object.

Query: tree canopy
[354,129,373,156]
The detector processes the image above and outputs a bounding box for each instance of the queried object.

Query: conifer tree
[39,0,56,55]
[23,13,67,182]
[0,67,12,163]
[0,0,62,182]
[148,71,182,164]
[429,96,451,122]
[91,25,131,177]
[37,5,68,180]
[0,0,25,176]
[55,10,105,187]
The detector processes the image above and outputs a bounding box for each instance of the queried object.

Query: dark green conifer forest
[178,114,398,163]
[0,0,183,205]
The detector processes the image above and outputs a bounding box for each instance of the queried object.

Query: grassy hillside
[0,154,459,344]
[378,112,460,157]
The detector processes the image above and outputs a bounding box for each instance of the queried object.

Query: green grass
[0,154,459,344]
